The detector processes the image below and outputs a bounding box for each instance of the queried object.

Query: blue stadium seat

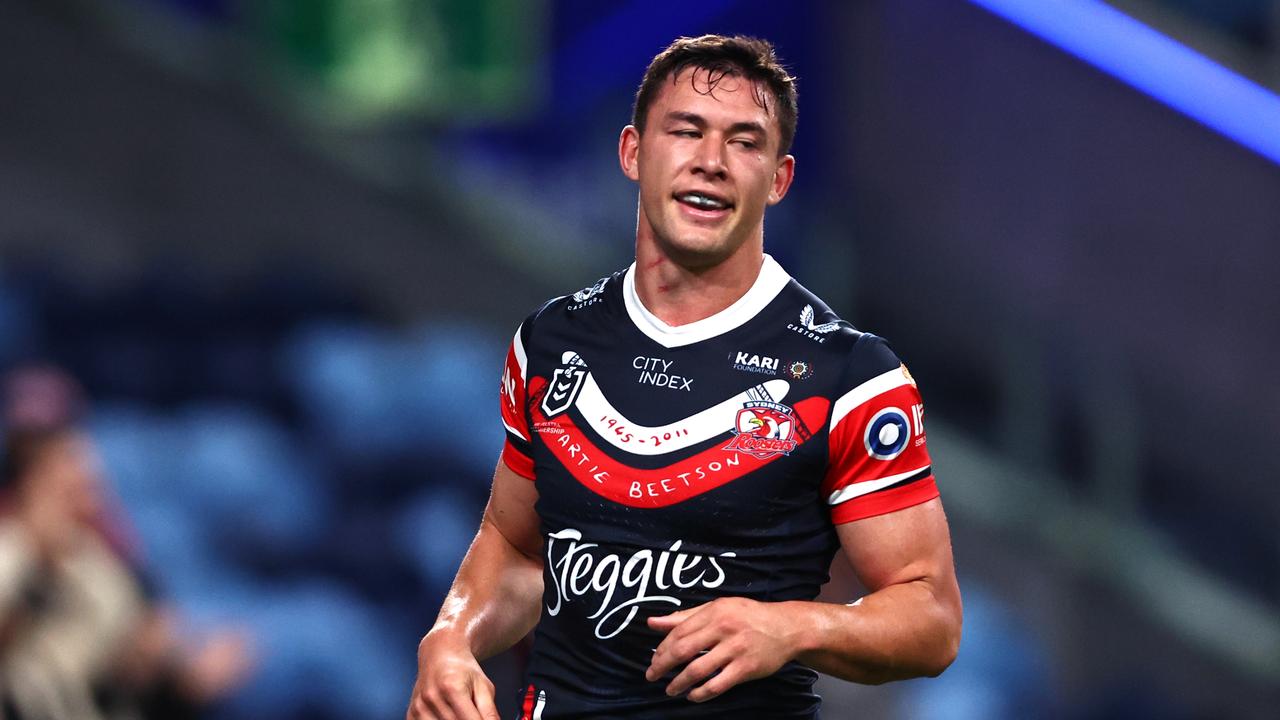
[395,488,484,595]
[400,322,506,473]
[175,403,332,556]
[219,582,413,720]
[281,320,505,477]
[280,322,412,462]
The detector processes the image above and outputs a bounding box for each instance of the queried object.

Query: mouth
[673,190,734,216]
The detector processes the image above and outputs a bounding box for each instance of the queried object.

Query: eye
[672,129,700,138]
[732,138,758,150]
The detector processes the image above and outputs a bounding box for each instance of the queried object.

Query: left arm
[646,497,961,701]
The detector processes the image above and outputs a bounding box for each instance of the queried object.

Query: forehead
[650,66,777,132]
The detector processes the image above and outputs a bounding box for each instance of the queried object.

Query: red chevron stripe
[528,377,830,508]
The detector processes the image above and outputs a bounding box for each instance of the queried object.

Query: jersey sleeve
[499,321,536,480]
[822,336,938,524]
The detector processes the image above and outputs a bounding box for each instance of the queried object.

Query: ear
[619,125,641,182]
[767,154,796,206]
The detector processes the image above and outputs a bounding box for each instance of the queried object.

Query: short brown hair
[632,35,798,156]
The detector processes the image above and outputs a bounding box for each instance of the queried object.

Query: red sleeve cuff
[830,476,938,524]
[501,440,536,480]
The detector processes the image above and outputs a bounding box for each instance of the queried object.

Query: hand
[406,633,500,720]
[645,597,802,703]
[180,625,256,701]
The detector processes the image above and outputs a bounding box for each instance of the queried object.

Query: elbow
[901,594,962,680]
[921,574,963,678]
[899,638,958,681]
[873,616,961,683]
[923,633,959,678]
[923,609,962,677]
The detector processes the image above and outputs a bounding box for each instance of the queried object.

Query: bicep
[835,498,957,594]
[484,459,542,560]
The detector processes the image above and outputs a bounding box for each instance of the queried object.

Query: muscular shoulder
[518,269,628,340]
[767,280,909,394]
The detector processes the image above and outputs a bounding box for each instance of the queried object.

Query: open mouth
[674,191,734,213]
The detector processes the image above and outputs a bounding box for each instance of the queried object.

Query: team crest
[724,401,799,460]
[541,352,588,417]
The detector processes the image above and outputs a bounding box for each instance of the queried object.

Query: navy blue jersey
[499,256,938,719]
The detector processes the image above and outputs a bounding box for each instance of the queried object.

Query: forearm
[789,578,961,684]
[425,512,544,661]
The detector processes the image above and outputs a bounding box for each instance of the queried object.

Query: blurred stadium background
[0,0,1277,718]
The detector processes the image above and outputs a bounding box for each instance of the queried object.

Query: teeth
[679,193,727,210]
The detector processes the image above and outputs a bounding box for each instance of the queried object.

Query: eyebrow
[664,111,768,139]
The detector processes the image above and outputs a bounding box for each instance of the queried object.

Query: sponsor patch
[787,304,840,343]
[864,406,911,460]
[633,355,693,391]
[730,351,779,375]
[545,529,735,640]
[534,421,565,436]
[569,278,608,310]
[785,360,814,380]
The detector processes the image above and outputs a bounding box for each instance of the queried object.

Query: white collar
[622,254,791,348]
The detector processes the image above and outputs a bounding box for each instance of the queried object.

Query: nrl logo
[541,351,588,417]
[723,401,799,460]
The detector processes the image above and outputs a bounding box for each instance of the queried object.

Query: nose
[692,136,728,179]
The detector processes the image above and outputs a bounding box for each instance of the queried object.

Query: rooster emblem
[743,407,790,439]
[725,402,799,459]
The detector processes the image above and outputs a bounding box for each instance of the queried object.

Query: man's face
[620,67,794,268]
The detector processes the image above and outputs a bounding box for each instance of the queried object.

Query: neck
[633,235,766,327]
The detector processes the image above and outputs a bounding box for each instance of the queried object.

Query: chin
[659,237,736,269]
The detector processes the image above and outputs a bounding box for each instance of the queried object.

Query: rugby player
[408,34,962,720]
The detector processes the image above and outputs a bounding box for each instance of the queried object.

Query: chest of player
[522,339,835,543]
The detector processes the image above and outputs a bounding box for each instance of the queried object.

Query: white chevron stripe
[830,367,912,432]
[575,374,791,456]
[828,465,931,505]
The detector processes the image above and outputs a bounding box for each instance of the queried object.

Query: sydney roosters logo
[723,401,798,459]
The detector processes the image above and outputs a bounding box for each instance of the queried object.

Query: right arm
[407,460,543,720]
